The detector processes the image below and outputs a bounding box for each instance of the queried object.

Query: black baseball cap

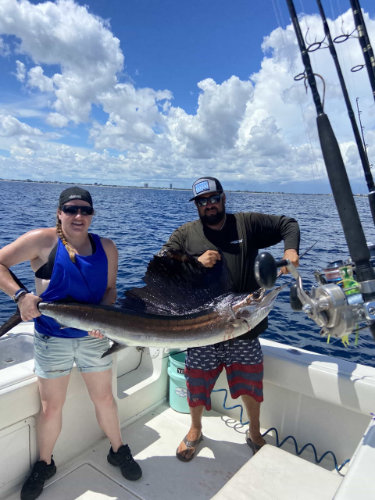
[189,177,224,201]
[59,186,93,208]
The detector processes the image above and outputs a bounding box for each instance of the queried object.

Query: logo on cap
[194,180,210,195]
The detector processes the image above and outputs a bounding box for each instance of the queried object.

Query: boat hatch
[0,334,34,370]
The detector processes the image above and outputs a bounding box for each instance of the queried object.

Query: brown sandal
[176,434,203,462]
[246,430,265,455]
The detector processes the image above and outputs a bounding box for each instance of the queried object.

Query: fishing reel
[254,252,375,339]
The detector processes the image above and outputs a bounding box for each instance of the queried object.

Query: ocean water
[1,180,375,367]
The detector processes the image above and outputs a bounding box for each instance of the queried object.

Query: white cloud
[46,112,69,128]
[15,60,26,82]
[28,66,54,92]
[166,76,253,158]
[0,1,373,192]
[91,83,173,149]
[0,0,124,124]
[0,113,42,138]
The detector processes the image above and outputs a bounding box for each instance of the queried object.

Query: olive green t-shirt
[161,212,300,339]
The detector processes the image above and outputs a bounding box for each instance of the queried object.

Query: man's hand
[197,250,221,268]
[280,249,299,274]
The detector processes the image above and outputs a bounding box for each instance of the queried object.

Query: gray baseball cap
[189,177,223,201]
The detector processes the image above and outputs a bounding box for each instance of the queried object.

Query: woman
[0,186,141,500]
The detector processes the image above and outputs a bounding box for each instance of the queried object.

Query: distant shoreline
[0,177,187,191]
[0,177,347,196]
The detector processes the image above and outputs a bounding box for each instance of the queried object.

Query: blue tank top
[34,233,108,338]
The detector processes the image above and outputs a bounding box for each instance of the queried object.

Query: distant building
[170,183,172,189]
[144,183,148,188]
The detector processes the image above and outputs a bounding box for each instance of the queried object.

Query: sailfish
[0,251,283,349]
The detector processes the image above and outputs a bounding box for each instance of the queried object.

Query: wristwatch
[11,288,28,303]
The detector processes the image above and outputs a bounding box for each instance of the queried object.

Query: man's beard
[199,207,225,226]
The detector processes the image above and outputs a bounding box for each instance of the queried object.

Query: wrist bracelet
[11,288,28,303]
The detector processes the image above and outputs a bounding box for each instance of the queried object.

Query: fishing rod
[283,0,375,340]
[349,0,375,101]
[315,0,375,226]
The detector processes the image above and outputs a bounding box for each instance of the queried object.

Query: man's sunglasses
[61,205,94,216]
[195,194,222,207]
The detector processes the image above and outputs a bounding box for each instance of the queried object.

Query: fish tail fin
[0,310,23,338]
[101,341,128,358]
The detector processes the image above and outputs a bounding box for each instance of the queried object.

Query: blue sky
[0,0,374,193]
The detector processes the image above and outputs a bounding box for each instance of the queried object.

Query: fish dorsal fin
[122,250,232,315]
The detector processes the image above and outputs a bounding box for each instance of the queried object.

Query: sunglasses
[195,194,222,207]
[61,205,94,216]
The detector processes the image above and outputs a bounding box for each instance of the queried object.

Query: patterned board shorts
[185,338,263,410]
[34,331,112,379]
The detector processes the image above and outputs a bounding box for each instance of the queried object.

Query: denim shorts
[34,331,112,379]
[185,338,263,410]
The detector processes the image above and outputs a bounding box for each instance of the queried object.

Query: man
[160,176,300,461]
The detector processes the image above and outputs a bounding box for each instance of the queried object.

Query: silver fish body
[37,286,283,348]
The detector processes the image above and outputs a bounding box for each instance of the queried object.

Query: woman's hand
[88,329,105,339]
[17,293,42,321]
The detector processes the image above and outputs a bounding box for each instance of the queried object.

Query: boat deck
[2,325,374,499]
[5,403,343,500]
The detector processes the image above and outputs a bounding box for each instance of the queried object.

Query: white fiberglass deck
[2,324,375,499]
[4,403,343,500]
